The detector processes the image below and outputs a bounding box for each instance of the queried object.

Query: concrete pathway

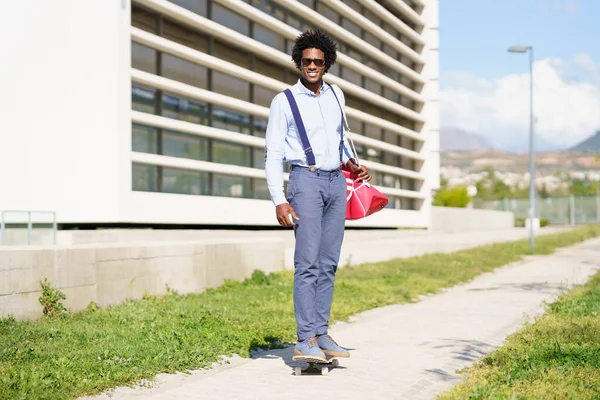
[83,236,600,400]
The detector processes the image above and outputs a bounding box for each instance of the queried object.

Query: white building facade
[0,0,439,228]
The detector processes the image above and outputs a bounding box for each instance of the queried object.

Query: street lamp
[508,45,535,248]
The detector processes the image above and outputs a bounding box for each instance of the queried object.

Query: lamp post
[508,45,535,248]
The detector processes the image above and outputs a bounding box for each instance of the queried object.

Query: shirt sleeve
[265,95,289,206]
[335,86,354,165]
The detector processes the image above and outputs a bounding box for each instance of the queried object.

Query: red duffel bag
[343,165,389,220]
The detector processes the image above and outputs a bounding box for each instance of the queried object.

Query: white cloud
[536,0,579,15]
[440,54,600,151]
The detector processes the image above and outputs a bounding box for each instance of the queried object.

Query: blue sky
[440,0,599,81]
[438,0,600,151]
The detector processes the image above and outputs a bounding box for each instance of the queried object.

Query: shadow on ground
[250,344,352,375]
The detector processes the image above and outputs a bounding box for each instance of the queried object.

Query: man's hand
[276,203,299,227]
[346,159,371,182]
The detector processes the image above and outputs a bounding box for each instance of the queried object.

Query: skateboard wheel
[295,367,302,376]
[321,366,329,376]
[332,359,339,367]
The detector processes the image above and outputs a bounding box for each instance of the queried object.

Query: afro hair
[291,29,338,73]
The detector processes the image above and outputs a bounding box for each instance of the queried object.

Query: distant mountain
[440,127,491,151]
[569,131,600,152]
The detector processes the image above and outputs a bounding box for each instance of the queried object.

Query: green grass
[1,225,599,400]
[438,259,600,399]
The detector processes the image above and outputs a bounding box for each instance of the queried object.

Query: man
[265,29,371,362]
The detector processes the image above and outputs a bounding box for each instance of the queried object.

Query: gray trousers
[287,166,346,341]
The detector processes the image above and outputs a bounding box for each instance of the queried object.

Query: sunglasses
[301,58,325,68]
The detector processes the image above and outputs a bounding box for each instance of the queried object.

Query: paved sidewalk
[83,237,600,400]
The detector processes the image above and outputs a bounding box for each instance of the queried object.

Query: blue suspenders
[283,82,345,172]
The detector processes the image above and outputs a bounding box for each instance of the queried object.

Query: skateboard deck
[292,355,340,376]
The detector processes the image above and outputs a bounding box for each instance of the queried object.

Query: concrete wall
[0,237,284,320]
[431,206,514,232]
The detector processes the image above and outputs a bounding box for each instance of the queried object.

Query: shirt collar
[292,78,330,96]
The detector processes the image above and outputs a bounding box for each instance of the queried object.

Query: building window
[162,54,208,90]
[132,124,158,154]
[212,174,250,198]
[163,130,209,161]
[132,85,156,114]
[211,107,251,134]
[212,70,250,101]
[169,0,208,17]
[131,6,156,32]
[132,43,156,74]
[212,140,251,167]
[132,163,157,192]
[253,23,284,51]
[163,19,208,52]
[254,85,278,108]
[253,178,271,200]
[162,94,209,125]
[162,167,208,195]
[212,3,250,35]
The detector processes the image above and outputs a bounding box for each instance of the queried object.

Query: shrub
[433,185,471,208]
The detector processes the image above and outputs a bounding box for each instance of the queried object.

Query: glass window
[254,57,284,81]
[365,78,381,95]
[286,13,312,31]
[162,54,208,89]
[162,94,209,124]
[364,9,381,26]
[345,94,363,110]
[253,24,284,52]
[250,0,285,19]
[342,18,361,38]
[163,130,209,161]
[212,40,250,68]
[131,6,156,32]
[163,19,208,52]
[254,117,268,138]
[162,167,208,195]
[365,124,382,140]
[169,0,207,17]
[254,85,278,108]
[212,174,250,198]
[253,148,266,169]
[132,124,158,154]
[345,0,362,13]
[132,85,156,114]
[347,117,362,134]
[253,179,271,200]
[341,66,361,87]
[383,87,400,103]
[298,0,314,7]
[212,3,249,35]
[212,71,249,101]
[212,107,251,134]
[317,3,339,23]
[132,163,157,192]
[212,140,251,166]
[364,32,382,52]
[383,152,400,167]
[132,43,156,74]
[382,43,398,60]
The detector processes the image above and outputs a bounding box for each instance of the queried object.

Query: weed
[38,278,68,317]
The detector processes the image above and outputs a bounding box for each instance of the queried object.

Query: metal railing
[0,210,57,246]
[473,195,600,225]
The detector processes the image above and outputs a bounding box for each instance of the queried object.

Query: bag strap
[326,82,361,166]
[283,88,316,171]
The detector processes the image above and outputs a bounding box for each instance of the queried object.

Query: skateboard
[292,355,340,376]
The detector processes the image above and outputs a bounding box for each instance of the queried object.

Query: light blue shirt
[265,79,353,206]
